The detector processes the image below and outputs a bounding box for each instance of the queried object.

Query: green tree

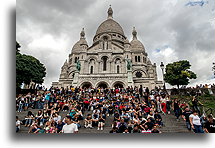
[164,60,197,89]
[16,41,46,89]
[16,41,21,55]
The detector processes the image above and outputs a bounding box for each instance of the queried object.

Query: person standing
[160,97,167,115]
[98,113,105,130]
[191,97,203,115]
[189,111,204,133]
[44,91,51,105]
[139,85,143,98]
[166,96,172,114]
[204,115,215,133]
[17,97,24,112]
[16,116,21,132]
[61,116,78,133]
[173,99,181,121]
[182,107,193,131]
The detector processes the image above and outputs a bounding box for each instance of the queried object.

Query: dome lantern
[132,27,137,40]
[107,5,113,19]
[80,28,85,39]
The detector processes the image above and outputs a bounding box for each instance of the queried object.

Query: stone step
[16,109,192,133]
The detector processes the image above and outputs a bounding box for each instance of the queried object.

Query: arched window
[102,56,108,71]
[90,59,95,64]
[115,58,121,64]
[103,36,108,50]
[143,57,146,63]
[135,56,137,62]
[90,66,93,74]
[75,57,78,63]
[138,56,141,62]
[117,65,120,73]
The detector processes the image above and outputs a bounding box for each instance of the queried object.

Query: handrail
[203,107,214,118]
[205,108,213,115]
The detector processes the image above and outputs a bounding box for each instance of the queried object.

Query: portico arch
[96,81,109,89]
[81,82,93,89]
[112,81,125,88]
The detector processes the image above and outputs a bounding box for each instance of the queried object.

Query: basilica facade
[52,6,162,89]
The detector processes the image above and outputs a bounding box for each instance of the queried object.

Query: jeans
[16,127,19,132]
[193,125,204,133]
[25,119,33,125]
[174,109,181,119]
[76,123,81,128]
[18,104,23,112]
[186,121,191,130]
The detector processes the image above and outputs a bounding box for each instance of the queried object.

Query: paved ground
[16,109,191,133]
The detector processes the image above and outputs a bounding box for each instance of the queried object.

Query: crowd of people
[16,86,215,133]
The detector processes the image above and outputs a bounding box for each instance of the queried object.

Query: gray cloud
[16,0,215,88]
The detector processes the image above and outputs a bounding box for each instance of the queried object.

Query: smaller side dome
[72,28,88,53]
[130,27,145,52]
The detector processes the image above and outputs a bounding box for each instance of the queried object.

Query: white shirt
[54,115,62,123]
[62,123,78,133]
[189,114,201,125]
[16,120,21,129]
[149,95,155,101]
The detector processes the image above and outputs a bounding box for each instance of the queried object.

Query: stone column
[127,69,134,87]
[109,61,111,73]
[98,61,101,73]
[72,70,79,87]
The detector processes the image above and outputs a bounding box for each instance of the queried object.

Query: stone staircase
[16,109,191,133]
[160,114,192,133]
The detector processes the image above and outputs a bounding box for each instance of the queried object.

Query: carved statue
[76,60,81,72]
[126,59,132,70]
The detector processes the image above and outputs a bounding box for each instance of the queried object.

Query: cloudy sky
[16,0,215,88]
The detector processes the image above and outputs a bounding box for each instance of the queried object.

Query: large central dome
[95,19,125,36]
[94,6,125,37]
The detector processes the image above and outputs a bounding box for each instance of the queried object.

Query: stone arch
[111,55,123,63]
[84,56,98,74]
[96,81,109,88]
[101,56,108,71]
[100,34,111,41]
[85,56,98,63]
[68,70,76,78]
[112,81,125,88]
[111,56,124,73]
[80,82,93,89]
[132,69,148,78]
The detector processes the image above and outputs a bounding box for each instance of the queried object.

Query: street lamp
[160,62,166,90]
[213,62,215,78]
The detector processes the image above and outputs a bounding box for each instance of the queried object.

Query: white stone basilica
[52,6,162,89]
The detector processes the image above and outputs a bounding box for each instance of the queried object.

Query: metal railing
[202,107,215,118]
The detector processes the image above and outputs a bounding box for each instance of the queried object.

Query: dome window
[135,56,137,62]
[138,56,141,62]
[117,65,120,73]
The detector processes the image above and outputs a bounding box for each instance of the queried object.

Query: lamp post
[160,62,166,90]
[213,62,215,78]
